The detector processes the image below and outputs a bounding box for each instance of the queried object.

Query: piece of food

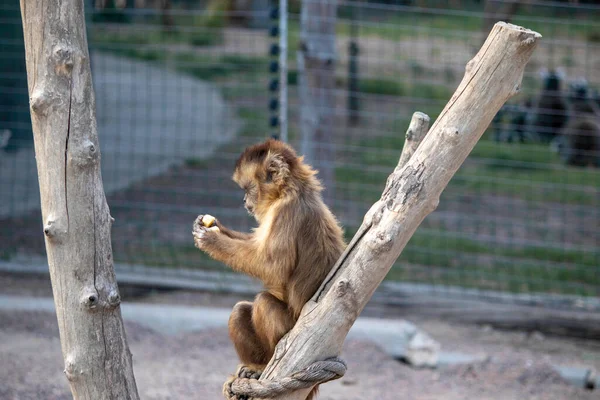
[201,214,216,228]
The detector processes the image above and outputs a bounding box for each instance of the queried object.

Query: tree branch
[257,22,541,400]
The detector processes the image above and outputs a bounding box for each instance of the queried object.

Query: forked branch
[231,22,541,400]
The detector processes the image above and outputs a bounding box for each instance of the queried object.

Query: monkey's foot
[222,375,249,400]
[235,364,262,380]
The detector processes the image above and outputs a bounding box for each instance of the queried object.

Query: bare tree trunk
[20,1,140,399]
[298,0,337,203]
[256,22,541,400]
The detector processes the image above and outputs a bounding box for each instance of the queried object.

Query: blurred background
[1,0,599,310]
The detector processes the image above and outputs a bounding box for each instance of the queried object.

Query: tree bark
[20,1,140,399]
[298,0,337,203]
[258,22,541,400]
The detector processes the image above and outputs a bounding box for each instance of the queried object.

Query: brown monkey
[193,139,345,397]
[558,79,600,167]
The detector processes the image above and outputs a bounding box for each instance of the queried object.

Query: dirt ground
[1,273,599,400]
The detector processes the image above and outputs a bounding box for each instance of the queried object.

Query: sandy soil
[1,274,599,400]
[1,310,597,400]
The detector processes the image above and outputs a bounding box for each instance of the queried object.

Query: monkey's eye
[244,184,257,196]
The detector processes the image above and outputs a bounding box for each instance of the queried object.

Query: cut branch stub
[257,22,541,400]
[397,111,431,169]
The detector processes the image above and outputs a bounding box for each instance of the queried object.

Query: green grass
[385,262,597,297]
[119,217,600,297]
[471,141,558,164]
[92,36,168,62]
[453,168,598,205]
[358,78,406,96]
[184,158,210,169]
[114,237,598,297]
[0,249,14,261]
[92,31,269,83]
[115,242,225,271]
[287,73,450,102]
[332,5,600,43]
[338,135,599,206]
[176,54,268,81]
[335,126,599,295]
[340,225,599,296]
[343,225,598,271]
[337,164,598,207]
[189,30,223,47]
[337,13,482,41]
[91,24,222,50]
[459,142,599,204]
[237,108,269,138]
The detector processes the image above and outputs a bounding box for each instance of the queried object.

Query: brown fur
[193,139,345,398]
[560,89,600,167]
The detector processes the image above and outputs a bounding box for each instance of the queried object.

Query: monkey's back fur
[234,139,346,319]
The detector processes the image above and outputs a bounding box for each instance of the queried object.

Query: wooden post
[257,22,541,400]
[19,1,140,399]
[298,0,337,202]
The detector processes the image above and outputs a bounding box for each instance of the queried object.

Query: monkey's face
[233,159,259,217]
[233,152,291,220]
[242,179,259,216]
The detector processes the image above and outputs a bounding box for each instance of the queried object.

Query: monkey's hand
[193,215,221,251]
[195,214,252,242]
[235,364,262,379]
[193,215,259,278]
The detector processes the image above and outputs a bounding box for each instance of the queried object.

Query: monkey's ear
[265,152,290,185]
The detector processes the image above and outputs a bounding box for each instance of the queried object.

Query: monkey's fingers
[192,228,204,238]
[235,364,262,380]
[193,215,205,231]
[192,227,207,248]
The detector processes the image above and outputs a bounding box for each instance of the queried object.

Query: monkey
[494,97,533,143]
[530,69,569,143]
[192,139,346,398]
[557,79,600,167]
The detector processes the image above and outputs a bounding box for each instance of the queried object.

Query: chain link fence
[1,0,598,308]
